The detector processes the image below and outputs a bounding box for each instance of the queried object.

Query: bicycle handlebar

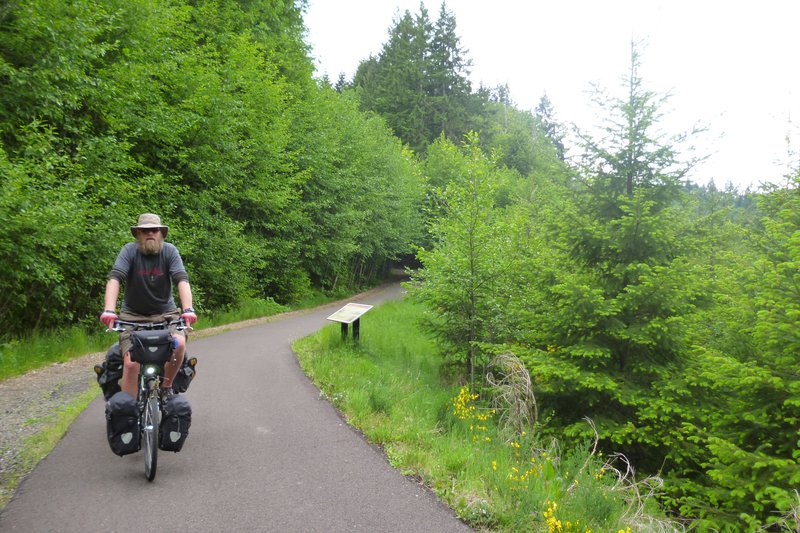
[109,318,191,333]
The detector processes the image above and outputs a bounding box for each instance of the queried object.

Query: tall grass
[294,299,681,532]
[196,297,288,329]
[0,326,110,380]
[0,290,330,381]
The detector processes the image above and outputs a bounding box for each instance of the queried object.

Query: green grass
[194,297,289,330]
[0,288,349,381]
[294,298,680,532]
[0,327,110,381]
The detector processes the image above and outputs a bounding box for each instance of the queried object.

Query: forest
[1,0,798,530]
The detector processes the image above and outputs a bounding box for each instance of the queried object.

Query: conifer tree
[519,42,706,468]
[427,3,472,143]
[534,94,566,161]
[352,2,476,155]
[366,9,429,153]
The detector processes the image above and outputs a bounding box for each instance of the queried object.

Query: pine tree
[520,42,706,468]
[534,93,566,161]
[334,72,348,93]
[427,2,472,143]
[351,2,478,155]
[365,9,429,153]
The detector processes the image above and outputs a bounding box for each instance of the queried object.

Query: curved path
[1,284,471,532]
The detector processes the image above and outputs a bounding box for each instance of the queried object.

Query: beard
[137,236,164,255]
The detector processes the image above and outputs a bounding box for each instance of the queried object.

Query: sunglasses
[138,228,160,234]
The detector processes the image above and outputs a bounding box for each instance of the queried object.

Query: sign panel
[326,303,373,324]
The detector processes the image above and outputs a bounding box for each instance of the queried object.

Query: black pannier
[172,355,198,393]
[95,343,198,399]
[94,343,124,400]
[105,391,140,456]
[159,395,192,452]
[130,329,173,365]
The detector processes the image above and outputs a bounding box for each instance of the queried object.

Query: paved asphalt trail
[1,284,472,532]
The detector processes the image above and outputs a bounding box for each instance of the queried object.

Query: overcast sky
[303,0,800,190]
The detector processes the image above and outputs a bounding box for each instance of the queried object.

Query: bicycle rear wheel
[142,390,159,481]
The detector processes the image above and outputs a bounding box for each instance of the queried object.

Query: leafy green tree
[499,42,800,530]
[350,3,563,182]
[351,55,380,110]
[0,0,422,336]
[97,0,304,307]
[0,0,130,333]
[410,133,521,383]
[356,8,429,153]
[481,100,565,180]
[573,44,694,222]
[0,129,107,332]
[291,84,423,291]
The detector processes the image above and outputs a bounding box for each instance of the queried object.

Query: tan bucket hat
[130,213,168,237]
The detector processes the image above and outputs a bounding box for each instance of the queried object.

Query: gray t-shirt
[108,242,189,315]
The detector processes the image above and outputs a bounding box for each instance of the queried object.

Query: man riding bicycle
[99,213,198,398]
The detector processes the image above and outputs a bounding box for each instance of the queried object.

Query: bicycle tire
[142,390,159,481]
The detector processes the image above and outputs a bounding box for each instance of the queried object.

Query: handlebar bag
[105,391,140,456]
[159,395,192,452]
[130,330,173,365]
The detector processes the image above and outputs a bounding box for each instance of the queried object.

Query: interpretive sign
[326,303,373,341]
[326,303,373,324]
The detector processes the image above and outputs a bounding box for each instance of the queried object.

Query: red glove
[100,310,118,329]
[181,308,197,327]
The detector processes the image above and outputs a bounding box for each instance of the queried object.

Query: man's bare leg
[121,352,139,397]
[162,335,185,389]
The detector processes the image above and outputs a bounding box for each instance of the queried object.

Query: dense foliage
[351,4,475,155]
[0,0,421,335]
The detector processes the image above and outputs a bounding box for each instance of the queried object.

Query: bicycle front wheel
[142,390,160,481]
